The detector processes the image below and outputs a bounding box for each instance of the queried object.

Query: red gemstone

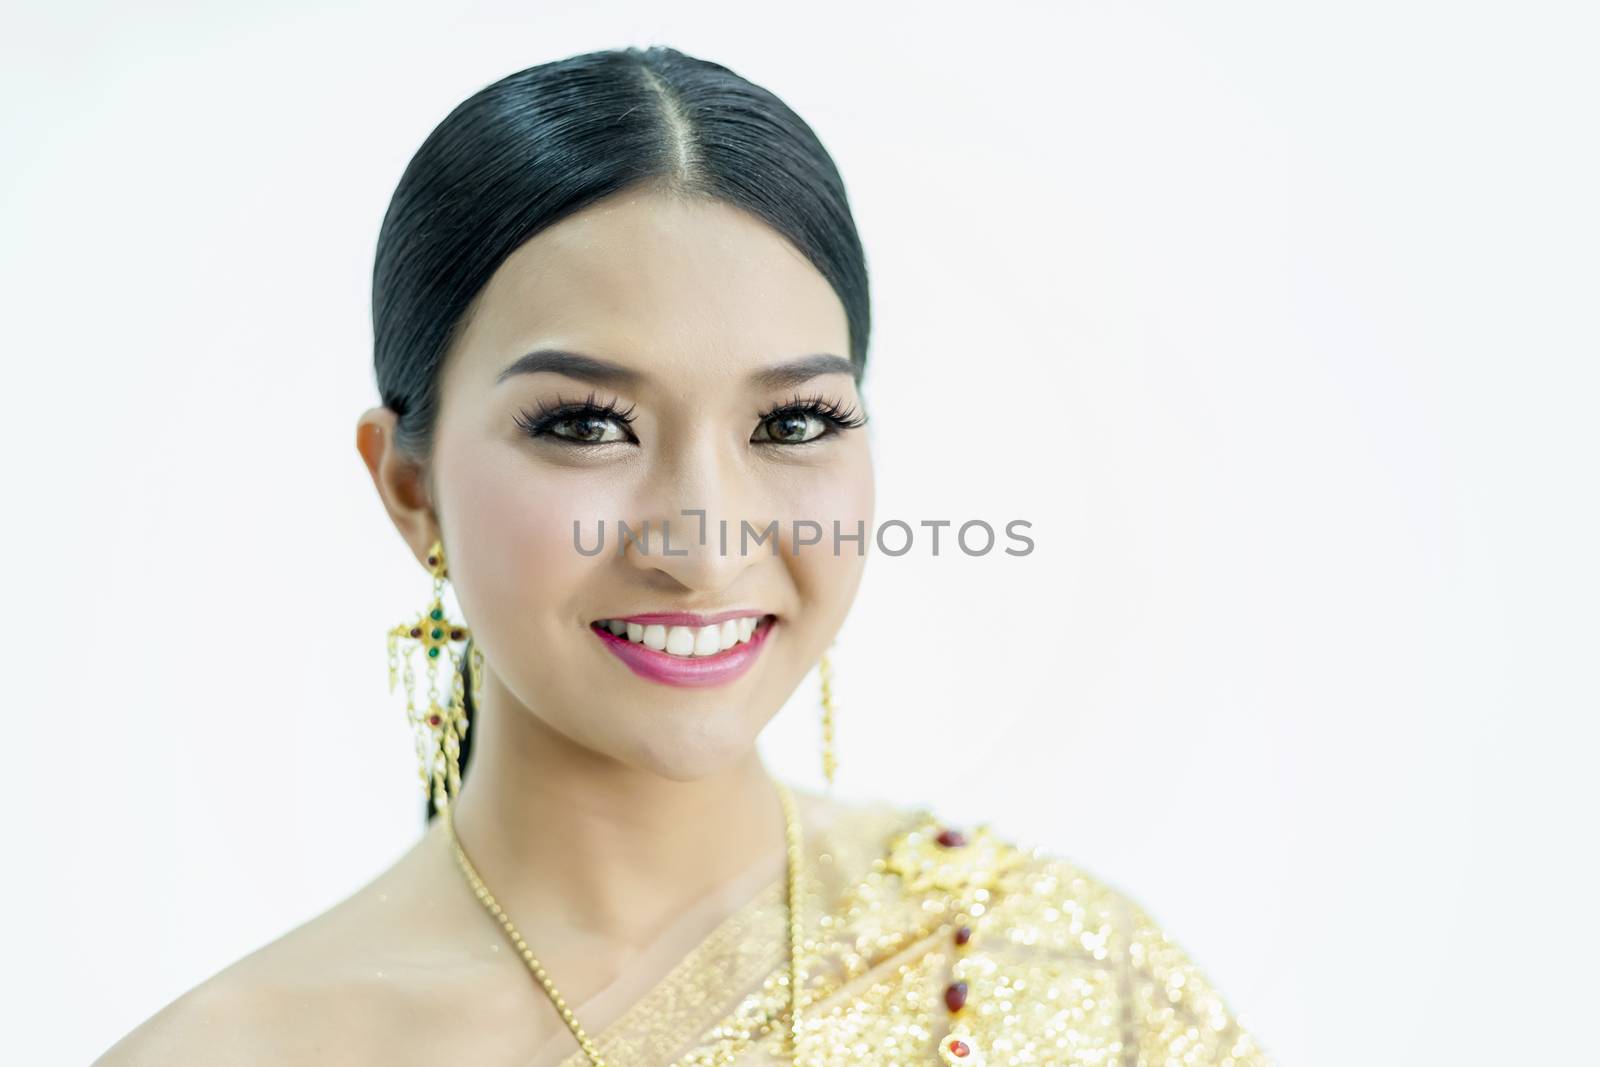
[450,629,462,639]
[427,714,441,726]
[410,627,422,637]
[936,828,967,848]
[427,555,438,566]
[947,1038,970,1058]
[954,925,972,946]
[944,980,968,1012]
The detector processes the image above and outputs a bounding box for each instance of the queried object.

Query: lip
[590,614,778,688]
[599,608,772,628]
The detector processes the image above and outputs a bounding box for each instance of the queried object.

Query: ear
[355,405,440,568]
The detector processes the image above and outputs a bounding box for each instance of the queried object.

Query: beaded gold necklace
[442,778,806,1066]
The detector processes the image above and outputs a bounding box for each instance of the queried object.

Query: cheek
[436,446,628,642]
[785,445,875,606]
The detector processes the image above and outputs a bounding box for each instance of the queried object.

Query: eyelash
[511,390,868,447]
[757,393,869,444]
[512,391,638,443]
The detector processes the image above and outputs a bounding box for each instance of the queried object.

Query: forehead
[451,186,850,383]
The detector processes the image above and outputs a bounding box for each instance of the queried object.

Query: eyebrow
[496,349,858,389]
[750,352,860,390]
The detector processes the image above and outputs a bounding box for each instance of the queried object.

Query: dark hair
[369,46,872,824]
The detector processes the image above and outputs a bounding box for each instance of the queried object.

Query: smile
[589,612,778,687]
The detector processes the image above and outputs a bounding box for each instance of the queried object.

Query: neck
[442,671,788,949]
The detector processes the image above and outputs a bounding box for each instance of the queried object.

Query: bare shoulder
[93,820,514,1067]
[89,959,348,1067]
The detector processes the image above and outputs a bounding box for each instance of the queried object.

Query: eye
[752,394,868,446]
[548,415,627,444]
[513,392,638,446]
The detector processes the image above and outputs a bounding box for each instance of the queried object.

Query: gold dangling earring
[819,644,838,789]
[386,538,474,814]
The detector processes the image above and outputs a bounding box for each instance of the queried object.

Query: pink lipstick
[590,613,778,688]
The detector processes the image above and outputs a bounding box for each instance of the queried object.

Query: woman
[96,45,1272,1067]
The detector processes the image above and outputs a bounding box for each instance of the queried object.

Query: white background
[4,3,1596,1065]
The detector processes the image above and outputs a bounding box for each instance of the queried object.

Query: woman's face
[411,186,872,780]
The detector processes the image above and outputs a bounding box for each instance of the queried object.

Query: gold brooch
[882,817,1026,896]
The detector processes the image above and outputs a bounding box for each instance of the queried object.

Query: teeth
[693,625,721,656]
[666,626,695,655]
[597,615,769,658]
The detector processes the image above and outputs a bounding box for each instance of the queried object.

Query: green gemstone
[430,628,443,640]
[430,608,444,621]
[427,647,440,658]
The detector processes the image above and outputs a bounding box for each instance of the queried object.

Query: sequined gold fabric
[553,800,1272,1067]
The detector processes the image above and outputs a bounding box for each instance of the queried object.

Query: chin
[627,723,763,782]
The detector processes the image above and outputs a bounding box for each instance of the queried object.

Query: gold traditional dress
[539,793,1274,1067]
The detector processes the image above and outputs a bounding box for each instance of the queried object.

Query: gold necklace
[442,777,806,1067]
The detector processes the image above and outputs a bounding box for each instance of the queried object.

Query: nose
[620,436,772,594]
